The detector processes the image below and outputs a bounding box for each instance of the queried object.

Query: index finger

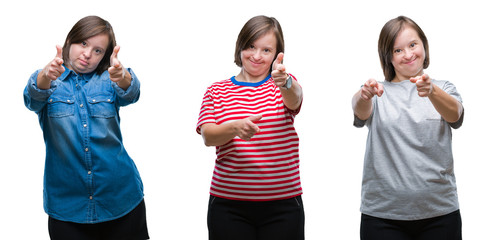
[376,83,384,97]
[111,46,121,67]
[365,78,377,88]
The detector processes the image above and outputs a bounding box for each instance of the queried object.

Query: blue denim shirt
[24,66,144,223]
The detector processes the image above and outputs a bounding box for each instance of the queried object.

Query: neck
[393,70,424,82]
[236,70,269,83]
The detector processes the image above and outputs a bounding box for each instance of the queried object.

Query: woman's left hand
[271,52,288,87]
[410,73,433,97]
[109,46,131,90]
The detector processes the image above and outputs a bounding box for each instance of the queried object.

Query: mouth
[404,57,417,65]
[249,59,262,66]
[78,59,89,66]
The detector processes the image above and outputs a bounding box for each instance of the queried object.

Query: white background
[1,0,486,239]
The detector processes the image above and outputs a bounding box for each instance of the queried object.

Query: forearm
[25,71,56,112]
[201,123,237,147]
[428,85,463,123]
[116,69,132,90]
[352,90,373,120]
[113,68,140,106]
[36,71,52,90]
[280,80,302,110]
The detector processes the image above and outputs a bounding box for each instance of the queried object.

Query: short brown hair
[378,16,429,81]
[62,16,116,75]
[234,15,284,73]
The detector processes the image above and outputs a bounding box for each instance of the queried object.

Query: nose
[252,50,262,60]
[404,48,414,59]
[83,48,92,59]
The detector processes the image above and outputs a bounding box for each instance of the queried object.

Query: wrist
[280,74,293,90]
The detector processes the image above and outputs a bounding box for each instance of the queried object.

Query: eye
[394,49,402,54]
[249,44,255,49]
[410,42,417,48]
[81,41,87,46]
[264,48,270,53]
[95,49,103,54]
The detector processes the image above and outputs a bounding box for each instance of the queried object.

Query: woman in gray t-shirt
[352,16,464,240]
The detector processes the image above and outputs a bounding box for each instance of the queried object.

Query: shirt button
[49,99,53,103]
[88,171,92,175]
[92,99,96,102]
[67,100,71,103]
[85,148,89,152]
[80,103,83,108]
[89,196,93,200]
[83,124,87,128]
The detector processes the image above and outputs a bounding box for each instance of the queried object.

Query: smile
[404,57,417,65]
[249,60,262,66]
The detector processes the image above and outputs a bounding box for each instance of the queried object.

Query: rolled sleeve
[24,70,58,113]
[112,68,140,106]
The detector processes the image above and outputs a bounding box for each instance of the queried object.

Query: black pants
[208,195,305,240]
[360,210,462,240]
[48,199,149,240]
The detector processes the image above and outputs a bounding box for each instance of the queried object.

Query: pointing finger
[248,114,263,123]
[111,46,120,67]
[376,83,384,97]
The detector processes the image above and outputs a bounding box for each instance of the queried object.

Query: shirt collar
[231,74,271,87]
[59,65,97,81]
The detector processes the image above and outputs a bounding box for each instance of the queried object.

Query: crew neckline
[231,75,271,87]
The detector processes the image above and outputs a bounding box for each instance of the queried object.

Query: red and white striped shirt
[197,75,302,201]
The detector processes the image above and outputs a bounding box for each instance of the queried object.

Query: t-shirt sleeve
[196,87,216,134]
[440,80,464,129]
[353,114,367,128]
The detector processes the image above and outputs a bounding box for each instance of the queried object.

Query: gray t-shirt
[354,79,463,220]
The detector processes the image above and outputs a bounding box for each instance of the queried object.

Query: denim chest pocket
[87,94,116,118]
[47,96,75,117]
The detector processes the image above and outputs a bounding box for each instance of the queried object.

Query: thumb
[55,45,63,58]
[111,46,120,67]
[55,45,63,65]
[272,52,284,70]
[248,114,263,123]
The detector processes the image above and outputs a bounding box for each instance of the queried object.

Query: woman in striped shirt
[197,15,304,240]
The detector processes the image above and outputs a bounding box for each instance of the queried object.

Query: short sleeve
[196,88,216,134]
[438,80,464,129]
[353,114,367,128]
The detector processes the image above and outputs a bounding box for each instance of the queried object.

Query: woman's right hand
[352,79,383,121]
[360,78,384,100]
[37,45,65,89]
[234,115,262,141]
[201,114,263,146]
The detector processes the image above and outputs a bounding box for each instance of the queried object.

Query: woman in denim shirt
[24,16,149,240]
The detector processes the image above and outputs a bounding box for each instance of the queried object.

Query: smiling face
[239,31,277,82]
[66,34,109,74]
[390,26,426,82]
